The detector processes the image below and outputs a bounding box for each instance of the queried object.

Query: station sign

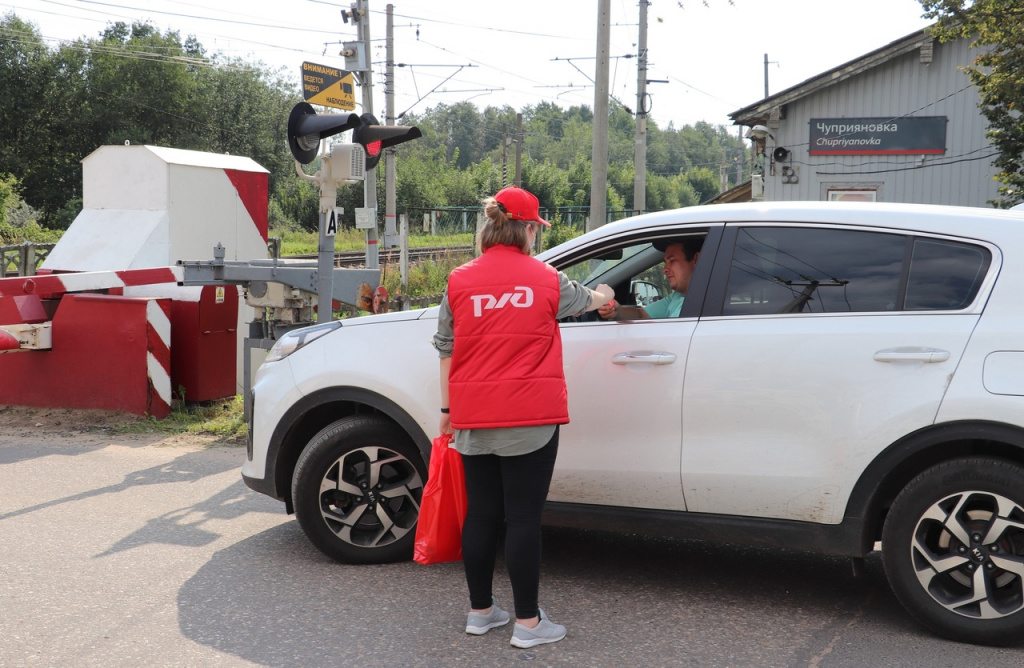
[301,61,356,111]
[809,116,947,155]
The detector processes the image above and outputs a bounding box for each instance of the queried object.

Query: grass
[275,228,474,255]
[108,396,247,444]
[380,246,472,298]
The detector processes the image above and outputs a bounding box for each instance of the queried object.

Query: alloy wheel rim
[910,490,1024,619]
[317,445,423,548]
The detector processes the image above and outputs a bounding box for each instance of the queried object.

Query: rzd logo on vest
[470,286,534,317]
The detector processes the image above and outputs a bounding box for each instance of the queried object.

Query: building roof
[84,145,269,173]
[704,179,752,204]
[729,26,935,126]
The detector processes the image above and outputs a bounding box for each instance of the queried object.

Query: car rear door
[680,223,994,524]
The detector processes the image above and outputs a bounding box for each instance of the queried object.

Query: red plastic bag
[413,434,467,565]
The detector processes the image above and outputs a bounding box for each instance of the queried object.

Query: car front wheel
[881,457,1024,646]
[292,416,426,564]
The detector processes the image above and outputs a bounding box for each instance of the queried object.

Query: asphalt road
[1,434,1022,667]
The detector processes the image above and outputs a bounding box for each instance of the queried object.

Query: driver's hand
[598,299,618,320]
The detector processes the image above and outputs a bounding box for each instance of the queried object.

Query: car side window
[724,227,905,315]
[554,234,707,318]
[904,239,991,310]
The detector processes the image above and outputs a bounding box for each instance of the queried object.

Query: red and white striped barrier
[0,266,183,299]
[146,299,173,414]
[0,329,18,351]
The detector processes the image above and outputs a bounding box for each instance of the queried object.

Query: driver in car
[597,237,703,320]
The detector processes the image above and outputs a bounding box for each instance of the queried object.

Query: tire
[881,457,1024,646]
[292,416,426,564]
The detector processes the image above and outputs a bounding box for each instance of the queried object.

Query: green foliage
[380,249,470,298]
[685,167,721,204]
[272,174,319,231]
[52,197,82,231]
[0,172,14,228]
[920,0,1024,205]
[0,173,60,243]
[542,214,584,251]
[270,226,475,255]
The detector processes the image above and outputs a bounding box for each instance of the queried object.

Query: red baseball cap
[494,186,550,227]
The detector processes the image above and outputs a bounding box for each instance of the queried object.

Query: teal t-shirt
[643,291,685,318]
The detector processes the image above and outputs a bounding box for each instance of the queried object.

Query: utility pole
[589,0,611,231]
[356,0,378,268]
[514,113,523,186]
[633,0,649,216]
[764,53,769,97]
[763,54,779,98]
[501,124,508,186]
[384,4,398,249]
[720,148,728,193]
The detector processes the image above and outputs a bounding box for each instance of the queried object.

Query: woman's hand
[587,283,615,314]
[597,299,618,320]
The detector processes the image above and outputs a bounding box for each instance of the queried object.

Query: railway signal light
[287,104,421,168]
[287,102,362,165]
[351,113,422,170]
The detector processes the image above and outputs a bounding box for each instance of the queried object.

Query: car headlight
[264,321,343,362]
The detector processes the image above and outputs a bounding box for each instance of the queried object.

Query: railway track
[289,245,474,267]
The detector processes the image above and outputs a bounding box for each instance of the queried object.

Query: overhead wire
[4,0,351,67]
[36,0,338,34]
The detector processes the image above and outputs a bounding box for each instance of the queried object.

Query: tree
[0,15,59,219]
[0,173,16,229]
[685,167,720,204]
[920,0,1024,205]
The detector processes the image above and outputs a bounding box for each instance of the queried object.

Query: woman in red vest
[433,186,613,649]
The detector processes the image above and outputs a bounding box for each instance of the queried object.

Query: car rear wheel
[292,416,426,564]
[881,457,1024,646]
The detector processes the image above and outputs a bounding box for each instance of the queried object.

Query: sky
[3,0,936,132]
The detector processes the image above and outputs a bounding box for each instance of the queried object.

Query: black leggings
[460,428,559,620]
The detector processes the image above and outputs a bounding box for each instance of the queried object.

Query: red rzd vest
[447,245,569,429]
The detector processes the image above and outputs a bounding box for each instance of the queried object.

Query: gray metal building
[729,28,999,206]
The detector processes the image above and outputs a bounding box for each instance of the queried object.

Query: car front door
[546,228,720,511]
[555,318,695,511]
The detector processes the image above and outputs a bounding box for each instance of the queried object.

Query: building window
[827,189,877,202]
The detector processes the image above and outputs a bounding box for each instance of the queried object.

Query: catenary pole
[589,0,611,231]
[384,4,398,249]
[514,113,523,186]
[633,0,649,216]
[357,0,378,269]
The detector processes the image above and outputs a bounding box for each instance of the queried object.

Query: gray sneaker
[465,597,511,635]
[510,615,566,648]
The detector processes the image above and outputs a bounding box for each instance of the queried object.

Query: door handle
[612,351,678,365]
[873,347,951,363]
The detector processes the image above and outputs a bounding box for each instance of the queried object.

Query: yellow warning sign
[302,61,355,111]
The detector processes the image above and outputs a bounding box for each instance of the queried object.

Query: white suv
[243,201,1024,646]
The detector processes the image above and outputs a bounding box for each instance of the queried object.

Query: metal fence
[405,206,637,239]
[1,242,55,277]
